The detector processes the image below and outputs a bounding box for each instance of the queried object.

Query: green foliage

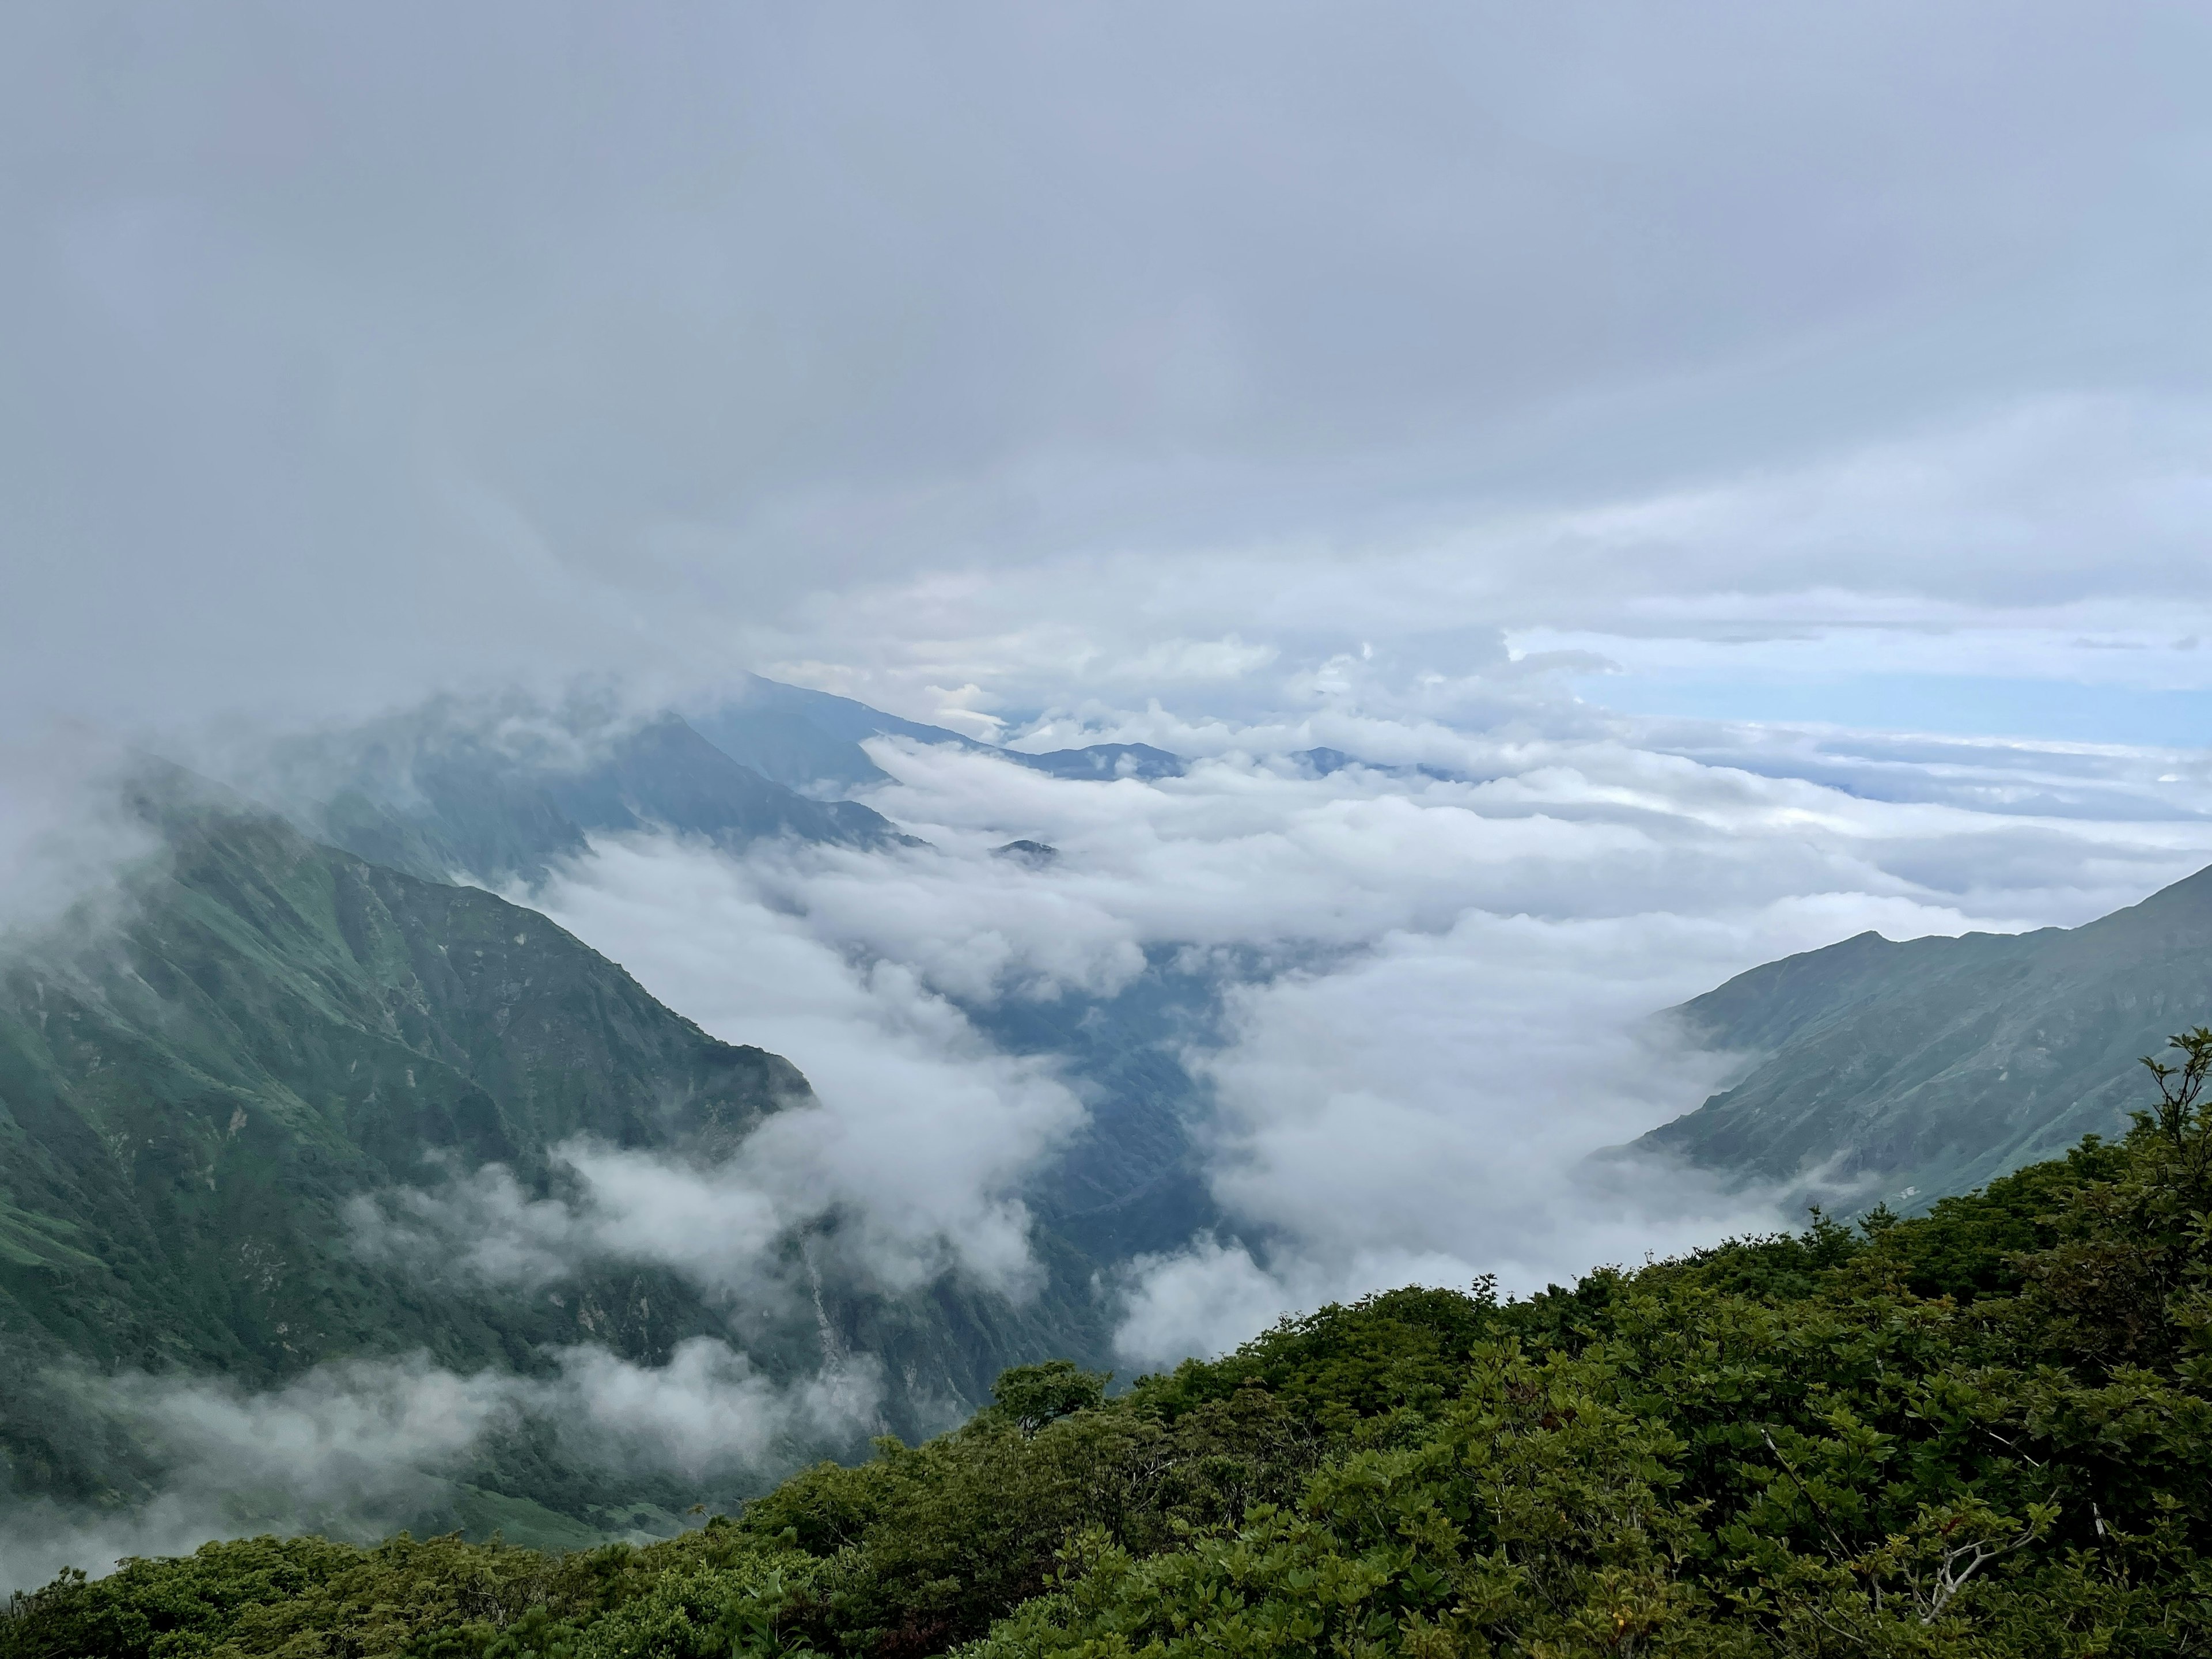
[1127,1282,1502,1435]
[25,1032,2212,1657]
[991,1363,1111,1435]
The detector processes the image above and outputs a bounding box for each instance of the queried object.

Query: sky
[5,1,2212,1580]
[3,1,2209,745]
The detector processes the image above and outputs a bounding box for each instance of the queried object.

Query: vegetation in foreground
[11,1032,2212,1658]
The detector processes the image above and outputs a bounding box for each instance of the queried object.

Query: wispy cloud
[0,1342,881,1593]
[479,700,2212,1365]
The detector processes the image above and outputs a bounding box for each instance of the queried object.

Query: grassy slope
[1639,862,2212,1207]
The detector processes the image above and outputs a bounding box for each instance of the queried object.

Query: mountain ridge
[0,775,1109,1545]
[285,707,908,889]
[1638,861,2212,1207]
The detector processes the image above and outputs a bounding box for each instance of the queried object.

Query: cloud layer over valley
[498,702,2212,1367]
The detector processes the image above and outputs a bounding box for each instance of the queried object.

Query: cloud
[517,842,1091,1298]
[0,726,159,945]
[546,1339,882,1484]
[349,1149,786,1296]
[747,393,2212,741]
[456,704,2212,1368]
[0,1341,881,1593]
[6,0,2212,1567]
[1111,1238,1294,1372]
[5,5,2210,739]
[1103,914,1783,1368]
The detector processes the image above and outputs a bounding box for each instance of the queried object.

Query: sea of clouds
[484,687,2212,1370]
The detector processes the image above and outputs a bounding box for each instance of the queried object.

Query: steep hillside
[0,779,1105,1540]
[1638,862,2212,1207]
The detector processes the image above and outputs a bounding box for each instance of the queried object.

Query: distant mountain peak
[257,701,910,888]
[1007,743,1185,782]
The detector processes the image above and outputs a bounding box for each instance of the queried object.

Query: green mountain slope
[0,779,1104,1539]
[1637,861,2212,1207]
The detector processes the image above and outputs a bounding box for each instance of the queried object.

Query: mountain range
[7,676,2209,1559]
[0,694,1219,1550]
[0,772,1127,1547]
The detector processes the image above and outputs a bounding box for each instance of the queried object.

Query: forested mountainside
[1639,862,2212,1210]
[0,778,1108,1545]
[18,1034,2212,1659]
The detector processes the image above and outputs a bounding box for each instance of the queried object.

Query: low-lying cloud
[524,853,1089,1299]
[0,728,160,945]
[497,695,2212,1369]
[349,1149,784,1296]
[0,1341,881,1594]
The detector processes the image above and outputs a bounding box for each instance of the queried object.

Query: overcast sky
[4,1,2209,743]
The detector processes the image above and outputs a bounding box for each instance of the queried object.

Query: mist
[454,700,2212,1366]
[0,730,160,944]
[0,1343,881,1594]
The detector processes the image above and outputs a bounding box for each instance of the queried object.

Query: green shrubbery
[14,1033,2212,1657]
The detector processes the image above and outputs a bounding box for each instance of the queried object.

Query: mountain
[1637,862,2212,1209]
[0,682,1228,1556]
[685,676,1189,794]
[272,703,907,889]
[1292,748,1464,783]
[1010,744,1185,782]
[272,684,1190,892]
[684,676,987,795]
[959,945,1225,1265]
[0,776,1104,1543]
